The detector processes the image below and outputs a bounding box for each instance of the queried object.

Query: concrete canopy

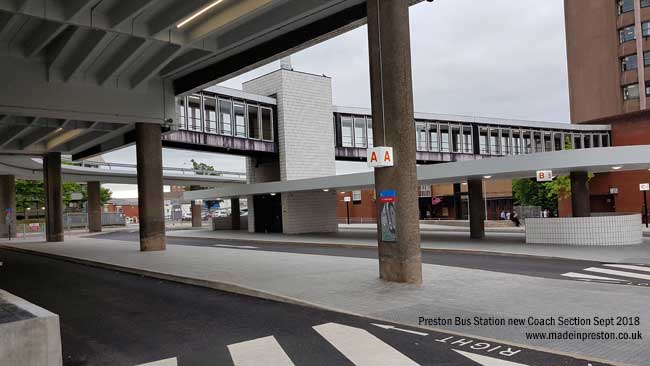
[0,0,423,159]
[183,145,650,199]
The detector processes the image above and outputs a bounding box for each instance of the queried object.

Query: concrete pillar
[231,198,241,230]
[570,171,591,217]
[87,181,102,233]
[43,152,63,242]
[468,179,485,239]
[453,183,463,220]
[190,185,202,228]
[0,175,16,238]
[367,0,421,284]
[135,123,165,251]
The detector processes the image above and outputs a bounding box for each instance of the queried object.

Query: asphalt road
[96,230,650,288]
[0,248,616,366]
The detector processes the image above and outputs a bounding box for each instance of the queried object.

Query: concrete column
[135,123,165,251]
[190,185,202,228]
[43,152,63,242]
[231,198,241,230]
[87,181,102,233]
[367,0,421,284]
[453,183,463,220]
[0,175,16,238]
[570,171,590,217]
[468,179,485,239]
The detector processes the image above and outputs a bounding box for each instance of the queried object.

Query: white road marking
[313,322,420,366]
[584,267,650,281]
[135,358,178,366]
[213,244,259,249]
[228,335,295,366]
[371,323,429,336]
[453,349,529,366]
[603,264,650,273]
[561,272,624,281]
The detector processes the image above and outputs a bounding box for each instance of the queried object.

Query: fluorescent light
[270,193,276,196]
[322,189,330,192]
[612,166,623,170]
[483,175,492,179]
[177,0,223,28]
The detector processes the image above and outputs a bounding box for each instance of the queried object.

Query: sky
[103,0,569,198]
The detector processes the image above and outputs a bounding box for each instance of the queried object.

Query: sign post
[641,183,650,228]
[343,196,351,225]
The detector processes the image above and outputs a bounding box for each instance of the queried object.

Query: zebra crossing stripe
[584,267,650,281]
[453,349,530,366]
[313,322,420,366]
[561,272,624,281]
[227,335,295,366]
[135,358,177,366]
[603,264,650,273]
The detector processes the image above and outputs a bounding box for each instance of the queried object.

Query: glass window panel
[619,0,634,13]
[187,95,202,131]
[621,54,638,71]
[523,131,532,153]
[354,117,367,148]
[489,128,500,155]
[352,190,362,202]
[573,135,582,149]
[203,97,217,133]
[554,133,563,150]
[592,134,601,148]
[248,105,260,139]
[602,134,610,147]
[533,131,542,152]
[341,116,353,147]
[512,131,521,155]
[440,125,450,153]
[428,123,439,152]
[583,134,591,148]
[563,134,573,150]
[642,0,650,7]
[501,129,511,155]
[462,126,472,153]
[451,126,461,153]
[261,107,273,141]
[619,25,635,43]
[233,102,246,137]
[178,97,186,129]
[367,118,373,148]
[479,127,489,154]
[416,122,427,151]
[218,99,232,135]
[543,132,552,151]
[644,22,650,37]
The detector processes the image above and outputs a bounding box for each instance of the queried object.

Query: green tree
[191,159,217,175]
[15,179,112,211]
[512,178,558,214]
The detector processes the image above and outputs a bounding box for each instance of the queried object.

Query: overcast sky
[104,0,569,198]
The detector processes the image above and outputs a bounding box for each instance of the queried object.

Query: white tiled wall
[525,214,642,245]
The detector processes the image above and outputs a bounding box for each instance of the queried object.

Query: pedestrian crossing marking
[453,349,530,366]
[561,272,624,282]
[603,264,650,273]
[227,335,295,366]
[314,322,420,366]
[135,357,177,366]
[584,267,650,281]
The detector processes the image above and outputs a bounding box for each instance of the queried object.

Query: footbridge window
[428,123,439,152]
[219,99,233,135]
[204,97,217,133]
[354,117,367,148]
[341,116,353,147]
[188,95,202,132]
[261,107,273,141]
[248,105,261,140]
[234,102,246,137]
[416,122,427,151]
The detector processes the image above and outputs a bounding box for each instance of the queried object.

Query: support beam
[106,0,158,29]
[0,175,16,238]
[190,185,202,228]
[135,122,165,251]
[468,179,485,239]
[44,152,64,242]
[367,0,421,284]
[62,29,112,82]
[129,44,182,89]
[453,183,463,220]
[23,21,68,58]
[570,171,591,217]
[97,37,149,86]
[87,181,102,233]
[231,197,241,230]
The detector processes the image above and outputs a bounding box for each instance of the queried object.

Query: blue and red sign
[379,189,397,203]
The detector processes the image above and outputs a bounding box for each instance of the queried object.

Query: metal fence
[337,217,378,224]
[64,213,126,228]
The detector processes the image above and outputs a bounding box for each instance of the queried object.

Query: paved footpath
[0,236,648,365]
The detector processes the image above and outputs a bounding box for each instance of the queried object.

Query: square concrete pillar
[0,175,16,238]
[189,185,202,228]
[570,171,591,217]
[468,179,485,239]
[135,123,165,251]
[43,153,63,242]
[87,181,102,233]
[367,0,422,284]
[231,198,241,230]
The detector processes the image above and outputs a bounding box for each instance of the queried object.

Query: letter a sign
[367,147,394,168]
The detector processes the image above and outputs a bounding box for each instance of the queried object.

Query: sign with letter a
[367,147,394,168]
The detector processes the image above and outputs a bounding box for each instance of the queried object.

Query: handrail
[61,159,246,179]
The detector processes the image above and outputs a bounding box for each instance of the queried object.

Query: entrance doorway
[590,194,616,213]
[253,194,283,233]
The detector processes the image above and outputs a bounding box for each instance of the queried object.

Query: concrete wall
[243,69,338,233]
[526,213,642,245]
[0,290,62,366]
